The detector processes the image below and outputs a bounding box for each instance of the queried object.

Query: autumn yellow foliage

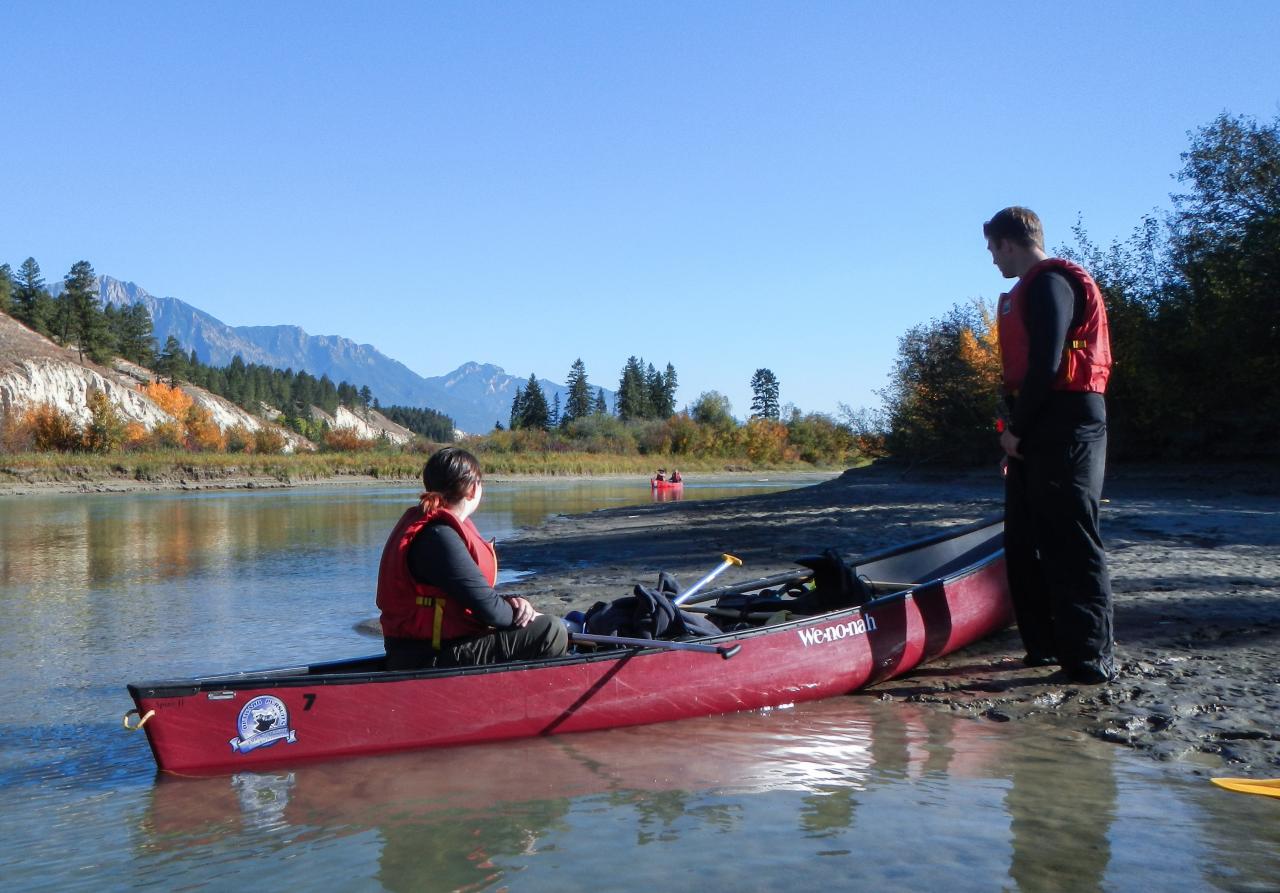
[142,381,193,419]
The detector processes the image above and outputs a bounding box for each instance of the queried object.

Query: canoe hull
[128,517,1011,774]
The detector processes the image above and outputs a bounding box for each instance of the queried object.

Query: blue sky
[4,2,1278,419]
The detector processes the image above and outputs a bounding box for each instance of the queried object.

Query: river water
[1,476,1276,892]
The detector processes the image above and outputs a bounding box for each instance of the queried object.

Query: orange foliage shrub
[149,421,185,450]
[741,418,790,465]
[183,405,225,452]
[24,404,84,452]
[957,301,1002,395]
[322,427,377,452]
[253,426,287,455]
[122,421,150,451]
[225,424,254,454]
[142,381,194,419]
[0,408,33,452]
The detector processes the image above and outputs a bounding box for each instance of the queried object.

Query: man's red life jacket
[998,257,1112,396]
[376,505,499,648]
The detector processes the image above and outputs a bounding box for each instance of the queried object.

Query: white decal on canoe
[230,695,298,753]
[796,614,877,647]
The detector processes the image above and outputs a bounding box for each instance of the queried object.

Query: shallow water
[1,478,1276,892]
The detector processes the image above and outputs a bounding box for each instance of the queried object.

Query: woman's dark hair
[420,447,483,513]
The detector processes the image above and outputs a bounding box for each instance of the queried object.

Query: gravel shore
[502,462,1280,775]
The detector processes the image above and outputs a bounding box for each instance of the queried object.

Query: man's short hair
[983,207,1044,251]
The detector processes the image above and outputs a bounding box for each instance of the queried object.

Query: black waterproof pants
[1004,435,1114,678]
[385,613,568,670]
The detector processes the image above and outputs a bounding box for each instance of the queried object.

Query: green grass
[0,450,849,486]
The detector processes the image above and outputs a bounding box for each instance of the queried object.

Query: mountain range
[91,277,611,434]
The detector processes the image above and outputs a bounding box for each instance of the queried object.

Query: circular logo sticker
[230,695,298,753]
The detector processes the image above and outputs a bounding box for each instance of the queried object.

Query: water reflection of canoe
[650,477,683,490]
[126,515,1011,774]
[141,698,1010,835]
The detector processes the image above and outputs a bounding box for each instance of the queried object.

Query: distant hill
[0,309,386,452]
[91,277,612,434]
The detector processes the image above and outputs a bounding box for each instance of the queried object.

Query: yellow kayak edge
[1211,778,1280,798]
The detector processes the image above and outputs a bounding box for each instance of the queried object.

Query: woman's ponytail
[418,447,483,514]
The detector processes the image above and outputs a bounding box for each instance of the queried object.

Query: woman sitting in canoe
[376,447,568,669]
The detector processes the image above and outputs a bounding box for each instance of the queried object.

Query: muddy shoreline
[502,462,1280,775]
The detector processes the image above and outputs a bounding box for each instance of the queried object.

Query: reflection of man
[1006,735,1117,891]
[984,206,1116,684]
[377,800,568,893]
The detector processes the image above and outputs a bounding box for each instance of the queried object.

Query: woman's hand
[506,596,539,627]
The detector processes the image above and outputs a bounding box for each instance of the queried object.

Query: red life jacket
[998,257,1112,395]
[376,505,499,648]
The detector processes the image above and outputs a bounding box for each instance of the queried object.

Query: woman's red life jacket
[376,505,499,648]
[998,257,1112,395]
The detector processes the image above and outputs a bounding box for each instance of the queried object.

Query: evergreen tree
[749,368,781,420]
[63,261,111,363]
[378,404,455,441]
[550,392,561,428]
[0,263,12,315]
[119,303,155,366]
[156,335,187,384]
[14,257,53,335]
[562,358,592,427]
[518,373,550,431]
[617,356,650,420]
[509,383,525,429]
[645,363,664,417]
[594,387,608,415]
[359,385,373,407]
[662,363,678,416]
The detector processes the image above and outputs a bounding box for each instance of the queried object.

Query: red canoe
[651,477,683,490]
[125,515,1012,775]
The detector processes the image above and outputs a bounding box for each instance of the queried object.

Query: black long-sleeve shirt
[407,523,516,628]
[1006,270,1107,447]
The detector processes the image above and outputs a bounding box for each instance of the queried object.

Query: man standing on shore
[984,206,1116,684]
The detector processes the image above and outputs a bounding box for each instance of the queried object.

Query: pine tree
[594,387,608,415]
[0,263,13,315]
[156,335,187,384]
[550,392,561,428]
[617,356,650,420]
[63,261,111,363]
[563,358,592,427]
[749,368,781,420]
[120,303,155,366]
[509,383,525,429]
[14,257,54,335]
[519,373,550,431]
[656,363,677,417]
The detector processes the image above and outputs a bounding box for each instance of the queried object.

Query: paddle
[1211,777,1280,799]
[571,631,742,660]
[676,569,814,607]
[672,553,743,605]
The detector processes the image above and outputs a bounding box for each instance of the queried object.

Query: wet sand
[503,463,1280,775]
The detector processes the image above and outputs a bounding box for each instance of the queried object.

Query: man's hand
[1000,428,1023,460]
[506,596,539,627]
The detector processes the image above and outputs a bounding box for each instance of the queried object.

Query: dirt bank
[503,462,1280,775]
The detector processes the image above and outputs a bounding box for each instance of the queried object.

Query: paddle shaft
[673,553,743,605]
[677,569,814,606]
[571,632,741,660]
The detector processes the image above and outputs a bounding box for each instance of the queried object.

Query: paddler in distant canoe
[376,447,568,669]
